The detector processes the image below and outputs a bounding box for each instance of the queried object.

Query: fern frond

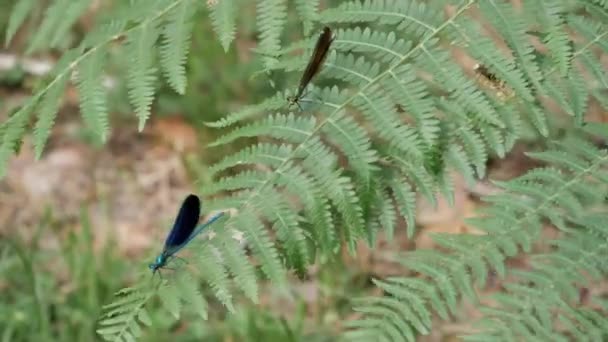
[4,0,35,46]
[524,1,573,76]
[196,245,235,312]
[214,230,259,302]
[348,130,608,339]
[97,285,154,342]
[335,27,412,65]
[352,87,422,158]
[466,212,608,341]
[49,0,92,48]
[158,281,182,319]
[209,113,316,147]
[382,64,438,148]
[0,99,36,177]
[275,162,339,256]
[479,1,544,95]
[234,208,286,286]
[208,0,237,52]
[294,0,319,33]
[160,0,197,95]
[26,0,70,53]
[204,93,286,128]
[4,0,603,339]
[77,49,110,142]
[256,0,287,65]
[301,137,365,252]
[257,186,310,272]
[320,0,441,40]
[388,178,416,238]
[126,23,160,131]
[33,46,75,159]
[322,110,379,183]
[208,142,292,176]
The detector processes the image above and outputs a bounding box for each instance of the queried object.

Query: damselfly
[149,194,223,274]
[287,26,335,110]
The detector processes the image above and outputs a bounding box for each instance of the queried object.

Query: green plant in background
[1,0,607,341]
[0,208,127,341]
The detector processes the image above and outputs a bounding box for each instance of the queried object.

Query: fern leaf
[79,21,127,50]
[235,209,286,286]
[208,0,236,52]
[158,281,181,319]
[208,143,292,177]
[370,189,397,240]
[0,99,36,177]
[77,49,110,142]
[97,285,152,342]
[276,163,339,256]
[204,93,286,128]
[257,187,310,272]
[33,74,68,159]
[294,0,319,33]
[174,272,208,319]
[389,179,416,238]
[336,27,411,65]
[160,0,196,95]
[320,0,441,40]
[479,1,543,94]
[353,88,422,158]
[209,113,316,147]
[26,0,70,53]
[256,0,287,65]
[322,110,378,184]
[5,0,35,46]
[383,64,438,148]
[301,137,365,252]
[196,245,235,312]
[126,23,160,132]
[50,0,92,48]
[216,232,259,302]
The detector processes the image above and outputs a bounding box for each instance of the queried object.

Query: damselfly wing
[149,194,224,274]
[287,26,335,110]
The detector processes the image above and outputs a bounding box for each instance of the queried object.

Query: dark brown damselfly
[287,26,335,111]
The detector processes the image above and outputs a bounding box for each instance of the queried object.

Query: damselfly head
[149,254,165,273]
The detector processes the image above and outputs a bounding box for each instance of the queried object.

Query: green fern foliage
[256,0,287,67]
[97,285,154,342]
[4,0,34,46]
[347,128,608,341]
[2,0,203,159]
[201,0,607,341]
[294,0,320,34]
[208,0,237,52]
[3,0,608,340]
[160,0,196,95]
[126,23,160,132]
[77,49,110,141]
[26,0,90,54]
[1,0,327,166]
[466,214,608,341]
